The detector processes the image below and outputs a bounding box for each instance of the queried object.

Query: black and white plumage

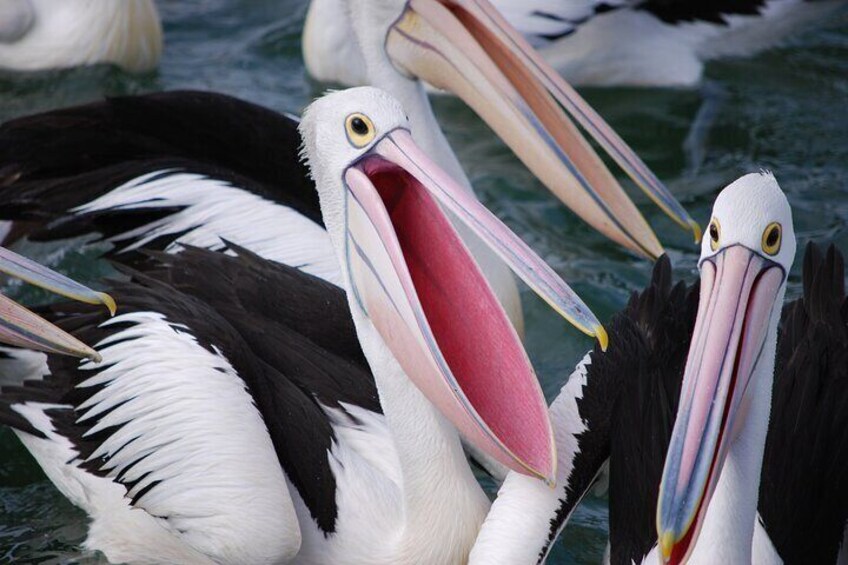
[0,246,375,563]
[757,243,848,564]
[0,87,602,564]
[499,0,847,86]
[305,0,845,87]
[2,0,706,340]
[0,90,341,285]
[471,241,847,563]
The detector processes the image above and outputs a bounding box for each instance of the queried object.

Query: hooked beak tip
[690,221,703,245]
[97,292,117,317]
[595,325,609,352]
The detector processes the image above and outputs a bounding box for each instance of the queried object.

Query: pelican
[0,246,113,359]
[0,0,700,337]
[0,87,609,564]
[305,0,846,87]
[653,173,835,563]
[468,173,847,563]
[0,0,162,72]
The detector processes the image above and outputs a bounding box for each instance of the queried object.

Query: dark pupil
[767,227,780,246]
[351,117,368,135]
[710,224,719,241]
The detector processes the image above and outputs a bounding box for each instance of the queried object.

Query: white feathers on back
[73,311,301,564]
[3,313,304,564]
[72,169,343,286]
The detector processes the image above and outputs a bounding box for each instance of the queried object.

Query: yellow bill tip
[595,324,609,352]
[659,531,675,561]
[690,220,703,245]
[96,292,117,317]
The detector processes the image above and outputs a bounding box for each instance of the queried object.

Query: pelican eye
[345,113,375,148]
[762,222,782,256]
[708,218,720,252]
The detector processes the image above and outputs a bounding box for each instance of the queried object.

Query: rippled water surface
[1,1,847,563]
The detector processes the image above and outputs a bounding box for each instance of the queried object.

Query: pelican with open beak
[0,247,114,360]
[0,87,609,565]
[656,173,796,564]
[303,87,607,485]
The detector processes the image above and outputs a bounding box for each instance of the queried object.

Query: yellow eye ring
[345,113,375,148]
[708,218,721,252]
[762,222,782,256]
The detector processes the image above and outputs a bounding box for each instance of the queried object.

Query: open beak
[385,0,699,258]
[0,247,115,361]
[343,128,607,483]
[656,246,785,563]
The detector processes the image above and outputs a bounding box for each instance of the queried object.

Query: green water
[0,1,847,562]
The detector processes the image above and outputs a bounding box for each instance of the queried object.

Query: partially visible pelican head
[0,0,162,72]
[657,172,795,564]
[305,0,700,258]
[300,87,609,484]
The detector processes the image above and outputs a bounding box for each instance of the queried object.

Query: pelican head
[300,87,609,483]
[308,0,699,258]
[657,172,796,564]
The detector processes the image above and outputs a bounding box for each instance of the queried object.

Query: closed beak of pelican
[385,0,700,258]
[656,245,785,564]
[0,247,115,361]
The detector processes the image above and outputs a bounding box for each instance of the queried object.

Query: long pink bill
[341,130,604,484]
[386,0,697,258]
[446,0,700,241]
[656,246,785,564]
[373,129,606,342]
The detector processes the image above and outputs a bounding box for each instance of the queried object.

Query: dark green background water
[0,1,847,563]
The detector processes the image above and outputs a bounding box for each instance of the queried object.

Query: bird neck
[302,0,368,86]
[347,0,473,192]
[470,353,595,565]
[350,309,490,558]
[686,306,781,564]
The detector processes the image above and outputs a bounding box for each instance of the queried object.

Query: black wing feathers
[45,275,340,531]
[133,243,379,413]
[606,255,699,565]
[0,90,319,241]
[638,0,768,25]
[759,243,848,564]
[538,259,694,560]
